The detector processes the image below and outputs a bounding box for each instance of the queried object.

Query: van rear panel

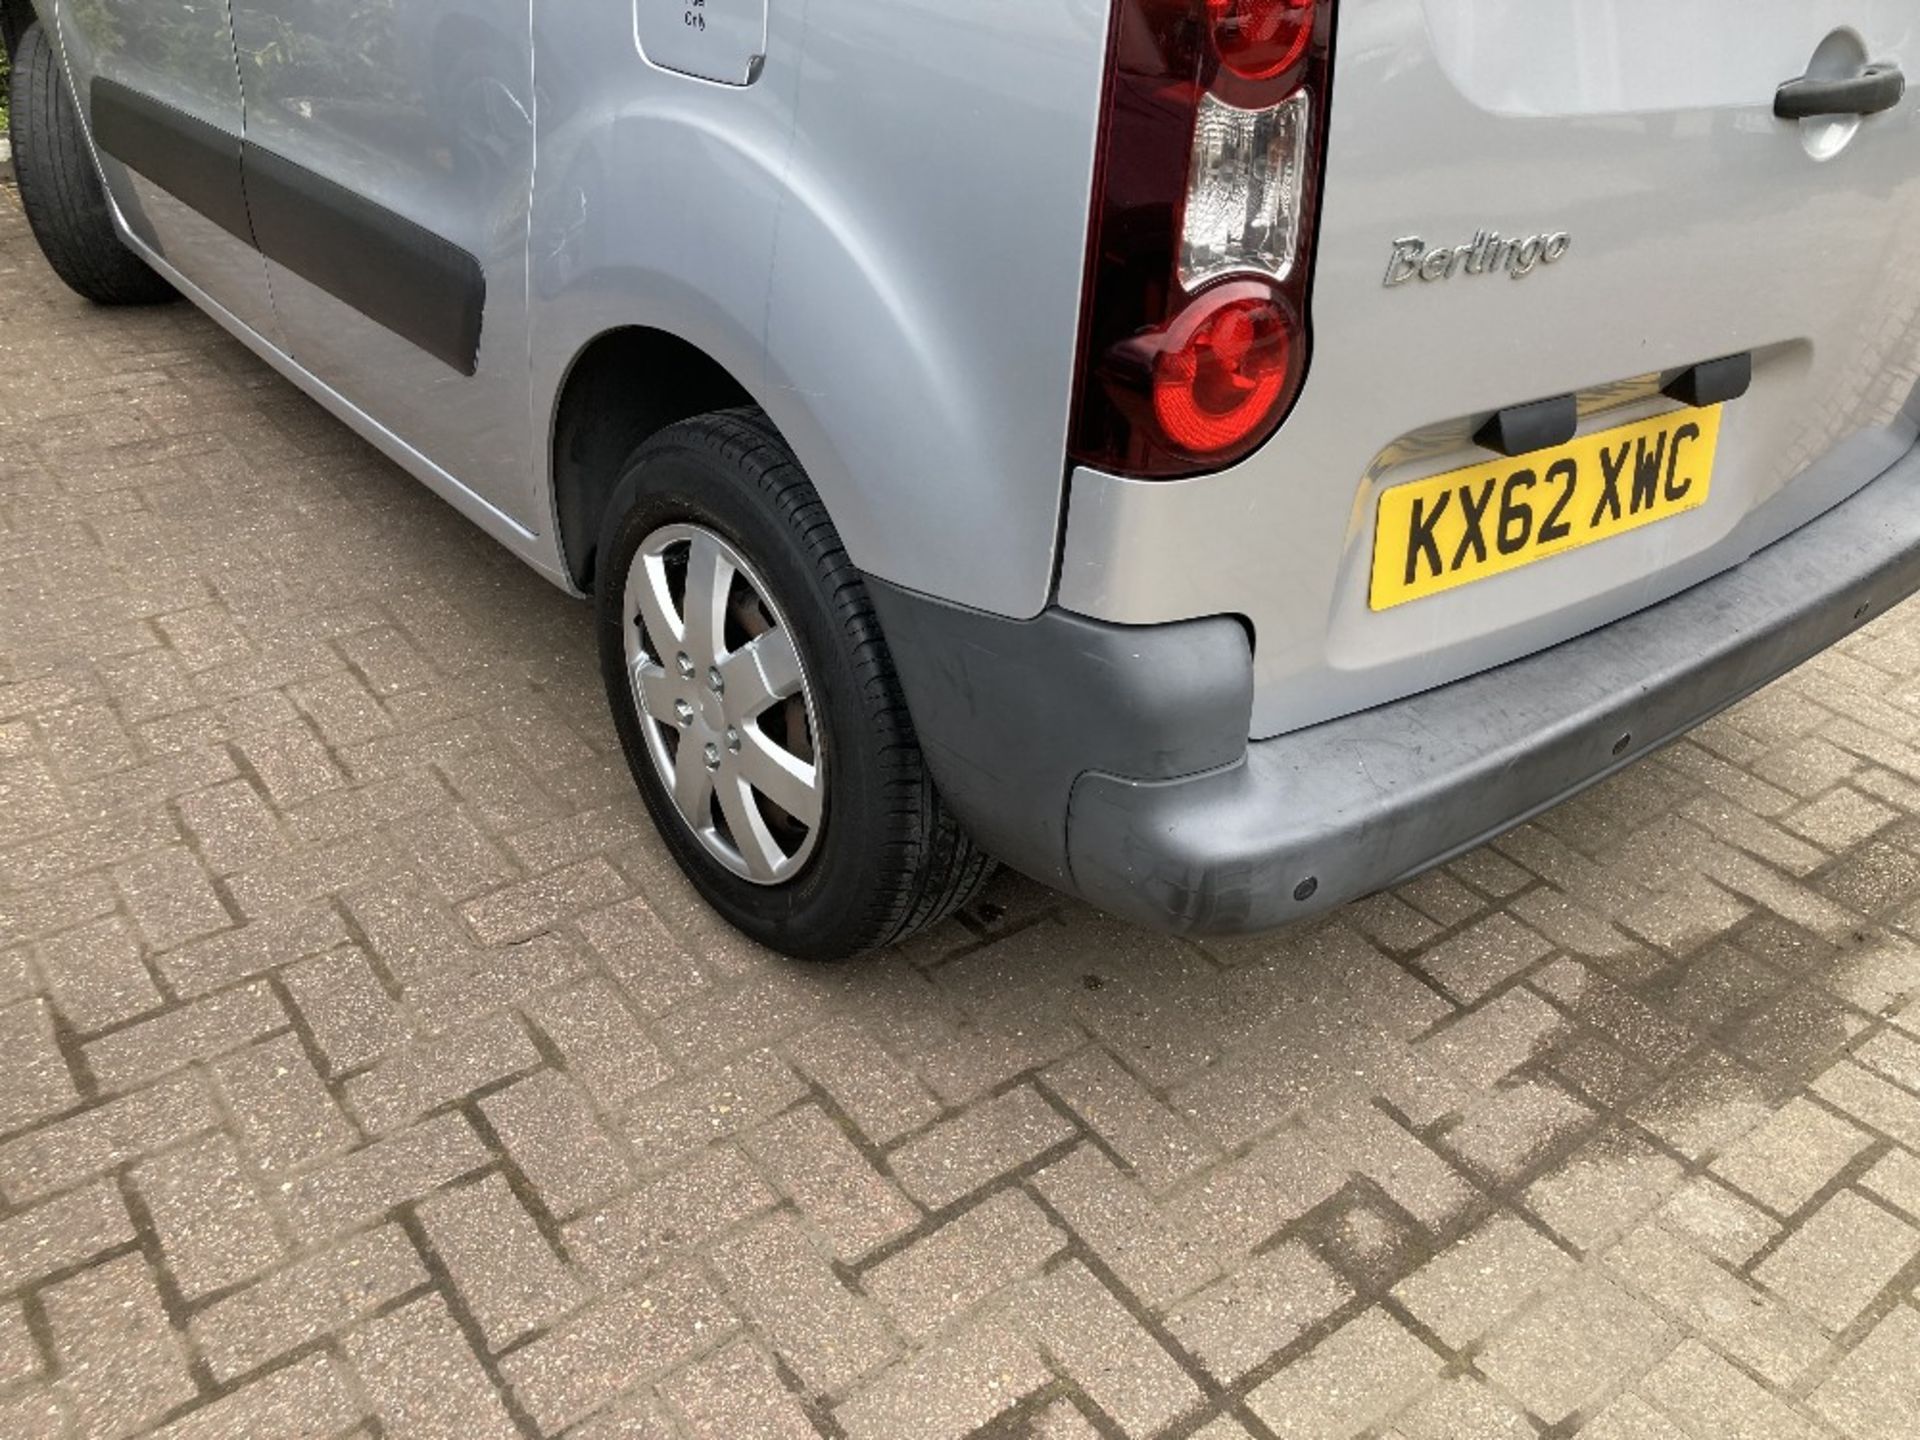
[1058,0,1920,739]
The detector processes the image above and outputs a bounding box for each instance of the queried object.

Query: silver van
[7,0,1920,959]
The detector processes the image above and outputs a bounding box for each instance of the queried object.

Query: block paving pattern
[6,192,1920,1440]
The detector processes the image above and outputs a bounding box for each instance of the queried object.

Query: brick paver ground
[6,190,1920,1440]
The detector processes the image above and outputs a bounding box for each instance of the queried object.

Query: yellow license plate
[1370,405,1723,611]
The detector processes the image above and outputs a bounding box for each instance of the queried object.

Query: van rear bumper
[870,442,1920,936]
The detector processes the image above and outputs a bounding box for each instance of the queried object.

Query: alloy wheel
[621,523,825,883]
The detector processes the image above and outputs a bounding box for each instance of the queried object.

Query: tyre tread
[606,408,993,958]
[11,22,175,306]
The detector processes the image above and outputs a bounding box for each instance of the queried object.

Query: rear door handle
[1774,62,1905,119]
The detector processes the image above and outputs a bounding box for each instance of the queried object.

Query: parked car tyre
[10,22,175,306]
[596,408,994,960]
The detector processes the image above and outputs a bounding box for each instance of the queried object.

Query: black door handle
[1775,62,1905,119]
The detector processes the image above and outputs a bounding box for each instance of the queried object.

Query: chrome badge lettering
[1384,231,1572,287]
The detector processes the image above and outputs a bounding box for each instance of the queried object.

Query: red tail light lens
[1208,0,1314,82]
[1152,290,1295,454]
[1069,0,1335,479]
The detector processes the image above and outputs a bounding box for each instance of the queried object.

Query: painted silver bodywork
[55,0,282,340]
[35,0,1920,748]
[1061,0,1920,738]
[524,0,1108,616]
[227,0,543,529]
[44,0,1107,621]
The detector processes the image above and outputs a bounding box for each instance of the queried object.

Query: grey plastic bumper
[866,584,1256,896]
[873,444,1920,937]
[1070,447,1920,933]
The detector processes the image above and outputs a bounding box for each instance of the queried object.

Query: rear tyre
[596,408,994,961]
[10,22,175,306]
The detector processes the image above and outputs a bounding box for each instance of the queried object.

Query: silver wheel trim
[622,523,825,885]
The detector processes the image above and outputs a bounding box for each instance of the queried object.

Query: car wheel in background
[10,21,175,306]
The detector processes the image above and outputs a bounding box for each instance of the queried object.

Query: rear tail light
[1070,0,1335,478]
[1209,0,1315,82]
[1180,90,1310,288]
[1149,287,1297,453]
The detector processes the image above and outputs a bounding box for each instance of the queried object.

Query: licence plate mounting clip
[1474,393,1578,458]
[1662,352,1753,410]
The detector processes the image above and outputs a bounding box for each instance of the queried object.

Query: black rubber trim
[87,76,483,374]
[1663,352,1753,410]
[1475,394,1578,458]
[90,77,254,243]
[244,145,485,376]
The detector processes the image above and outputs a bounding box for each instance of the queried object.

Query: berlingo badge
[1384,231,1572,286]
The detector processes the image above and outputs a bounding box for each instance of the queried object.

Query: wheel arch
[528,0,1105,623]
[1,0,40,58]
[547,325,754,593]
